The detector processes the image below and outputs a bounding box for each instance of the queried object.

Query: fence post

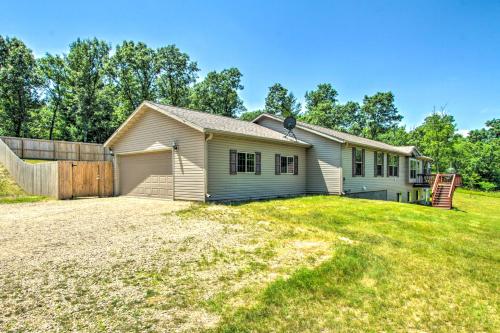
[20,139,24,159]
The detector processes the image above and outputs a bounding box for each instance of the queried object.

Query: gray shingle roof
[146,102,310,147]
[254,113,421,156]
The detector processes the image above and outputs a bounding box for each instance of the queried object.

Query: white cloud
[456,129,470,137]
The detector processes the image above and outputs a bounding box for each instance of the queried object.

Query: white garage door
[119,151,173,199]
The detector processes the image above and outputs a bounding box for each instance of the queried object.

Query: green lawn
[22,159,53,164]
[176,189,499,332]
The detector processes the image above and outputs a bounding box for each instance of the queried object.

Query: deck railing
[414,173,435,187]
[432,172,462,196]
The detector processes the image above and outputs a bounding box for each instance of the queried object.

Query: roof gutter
[205,129,311,147]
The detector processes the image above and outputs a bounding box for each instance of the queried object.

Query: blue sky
[1,0,499,132]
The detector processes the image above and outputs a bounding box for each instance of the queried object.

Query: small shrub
[478,181,497,192]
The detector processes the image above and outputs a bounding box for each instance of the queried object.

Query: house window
[354,148,364,176]
[247,153,255,172]
[410,159,418,179]
[280,156,287,173]
[388,155,399,177]
[280,156,294,174]
[237,152,255,173]
[424,161,431,174]
[375,152,384,176]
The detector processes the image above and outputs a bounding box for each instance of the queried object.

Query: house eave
[205,129,312,147]
[252,113,345,144]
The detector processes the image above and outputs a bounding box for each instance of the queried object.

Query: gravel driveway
[0,197,250,332]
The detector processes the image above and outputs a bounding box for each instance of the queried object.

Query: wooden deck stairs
[431,174,462,209]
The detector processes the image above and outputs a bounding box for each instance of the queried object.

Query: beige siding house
[255,117,343,195]
[253,114,431,203]
[104,101,430,203]
[207,135,306,201]
[104,102,309,202]
[105,103,205,201]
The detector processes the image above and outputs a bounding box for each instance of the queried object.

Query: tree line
[0,35,498,190]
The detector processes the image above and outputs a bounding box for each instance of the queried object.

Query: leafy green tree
[469,118,499,142]
[108,41,158,120]
[486,118,500,138]
[411,110,456,173]
[301,101,365,134]
[65,38,113,142]
[304,83,338,110]
[38,54,68,139]
[377,126,410,146]
[239,109,265,121]
[453,119,500,189]
[361,92,403,140]
[190,68,245,117]
[264,83,301,117]
[300,83,367,134]
[157,45,199,107]
[301,83,338,128]
[342,102,366,136]
[0,36,42,137]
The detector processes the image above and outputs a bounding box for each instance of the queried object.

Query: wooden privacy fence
[0,138,113,199]
[0,138,59,197]
[0,136,112,161]
[58,161,113,199]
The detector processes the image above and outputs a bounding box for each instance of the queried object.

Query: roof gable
[105,102,311,148]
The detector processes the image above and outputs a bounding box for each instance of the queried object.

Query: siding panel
[110,107,205,201]
[256,118,342,194]
[342,145,421,201]
[207,135,306,201]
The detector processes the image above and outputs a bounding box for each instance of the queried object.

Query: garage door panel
[119,151,173,199]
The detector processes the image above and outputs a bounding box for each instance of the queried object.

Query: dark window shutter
[387,155,390,177]
[352,147,356,177]
[255,152,261,175]
[229,149,237,175]
[381,153,384,177]
[294,155,298,175]
[374,151,377,177]
[361,149,365,177]
[275,154,281,175]
[396,156,400,177]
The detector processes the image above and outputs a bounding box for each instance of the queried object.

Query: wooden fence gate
[58,161,113,199]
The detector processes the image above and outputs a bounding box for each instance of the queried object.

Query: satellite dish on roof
[284,116,296,130]
[283,116,297,141]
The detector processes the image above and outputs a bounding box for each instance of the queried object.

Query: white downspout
[204,133,213,201]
